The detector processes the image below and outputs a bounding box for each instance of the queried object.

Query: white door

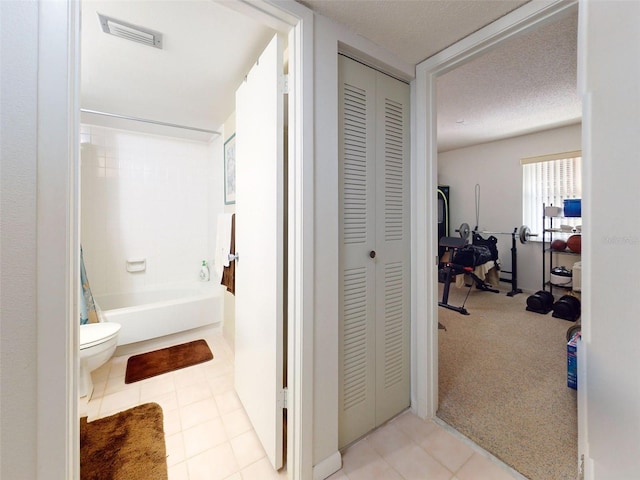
[338,55,411,447]
[235,34,285,470]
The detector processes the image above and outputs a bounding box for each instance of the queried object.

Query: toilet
[79,322,121,398]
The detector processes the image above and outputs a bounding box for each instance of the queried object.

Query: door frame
[38,0,314,478]
[412,0,580,441]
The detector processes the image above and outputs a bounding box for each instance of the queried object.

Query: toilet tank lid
[80,322,121,348]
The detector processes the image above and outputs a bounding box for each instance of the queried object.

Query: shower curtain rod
[80,109,221,136]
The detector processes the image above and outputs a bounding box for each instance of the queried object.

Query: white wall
[581,0,640,477]
[0,2,39,477]
[312,13,414,473]
[2,1,78,477]
[438,123,582,292]
[80,125,224,295]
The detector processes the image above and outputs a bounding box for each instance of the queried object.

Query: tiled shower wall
[80,124,224,296]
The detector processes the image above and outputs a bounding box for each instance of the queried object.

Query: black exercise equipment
[437,186,450,260]
[457,223,538,244]
[552,295,581,321]
[526,290,554,314]
[502,228,524,296]
[456,224,533,297]
[438,236,499,315]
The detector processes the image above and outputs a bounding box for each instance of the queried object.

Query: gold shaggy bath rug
[125,339,213,384]
[80,402,167,480]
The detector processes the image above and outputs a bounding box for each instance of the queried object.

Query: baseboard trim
[313,451,342,480]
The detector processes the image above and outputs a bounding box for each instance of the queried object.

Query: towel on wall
[221,214,236,295]
[214,213,234,281]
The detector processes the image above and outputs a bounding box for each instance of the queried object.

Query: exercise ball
[567,235,582,253]
[551,239,567,251]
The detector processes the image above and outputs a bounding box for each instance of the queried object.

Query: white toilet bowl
[79,322,121,398]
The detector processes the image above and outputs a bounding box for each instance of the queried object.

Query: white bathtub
[96,283,222,346]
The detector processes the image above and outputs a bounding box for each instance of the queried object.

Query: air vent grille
[98,13,163,49]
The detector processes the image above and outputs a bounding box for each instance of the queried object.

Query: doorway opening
[414,1,582,479]
[75,1,312,478]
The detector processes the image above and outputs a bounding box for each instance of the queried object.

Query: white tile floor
[82,330,523,480]
[331,413,525,480]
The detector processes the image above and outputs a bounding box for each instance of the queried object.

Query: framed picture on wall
[224,133,236,205]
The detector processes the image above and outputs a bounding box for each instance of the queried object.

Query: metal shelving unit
[542,204,581,294]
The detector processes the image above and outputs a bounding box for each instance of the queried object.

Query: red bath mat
[125,339,213,384]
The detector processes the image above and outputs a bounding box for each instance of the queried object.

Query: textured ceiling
[437,10,580,151]
[297,0,529,65]
[297,0,580,151]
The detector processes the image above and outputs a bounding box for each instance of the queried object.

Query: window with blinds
[522,151,582,239]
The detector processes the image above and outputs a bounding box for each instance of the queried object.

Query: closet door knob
[369,250,376,259]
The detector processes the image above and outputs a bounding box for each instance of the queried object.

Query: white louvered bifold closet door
[373,72,411,427]
[338,55,410,448]
[339,55,377,448]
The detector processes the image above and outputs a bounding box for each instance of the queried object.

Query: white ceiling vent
[97,13,163,49]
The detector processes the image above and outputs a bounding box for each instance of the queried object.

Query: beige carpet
[80,402,168,480]
[438,284,578,480]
